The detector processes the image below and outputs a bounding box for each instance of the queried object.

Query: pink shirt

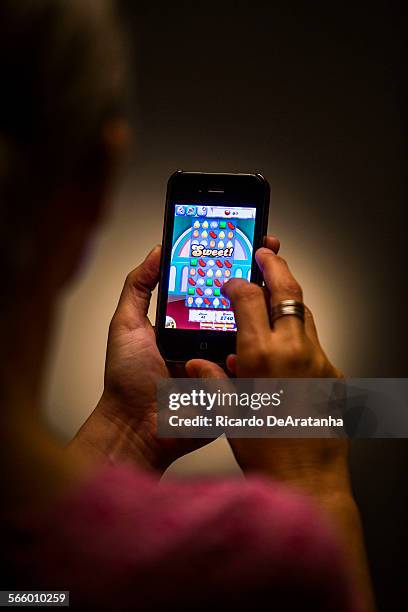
[6,465,357,610]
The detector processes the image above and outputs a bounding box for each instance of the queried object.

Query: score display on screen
[165,204,256,332]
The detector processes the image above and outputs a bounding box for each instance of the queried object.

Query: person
[0,1,375,610]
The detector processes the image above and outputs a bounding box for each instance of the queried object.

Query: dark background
[50,2,406,610]
[126,0,406,372]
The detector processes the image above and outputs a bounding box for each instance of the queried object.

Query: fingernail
[256,246,271,256]
[221,278,247,295]
[147,244,161,256]
[221,279,232,295]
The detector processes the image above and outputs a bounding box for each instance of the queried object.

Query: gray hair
[0,0,128,286]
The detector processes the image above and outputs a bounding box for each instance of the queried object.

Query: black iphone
[155,171,270,363]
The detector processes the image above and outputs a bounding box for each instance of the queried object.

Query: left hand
[69,245,207,472]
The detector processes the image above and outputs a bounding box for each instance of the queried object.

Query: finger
[113,245,161,330]
[255,247,304,335]
[186,359,228,379]
[125,244,162,299]
[167,362,187,377]
[221,279,271,345]
[264,235,280,254]
[226,354,237,376]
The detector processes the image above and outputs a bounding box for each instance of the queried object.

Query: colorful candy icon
[201,231,208,239]
[226,241,233,248]
[187,297,194,305]
[219,231,225,239]
[214,279,222,287]
[224,269,231,277]
[227,222,235,230]
[197,268,205,277]
[195,297,203,306]
[204,298,211,305]
[209,230,217,239]
[193,221,200,228]
[197,278,205,285]
[210,240,216,248]
[190,268,196,276]
[201,240,208,246]
[207,269,214,277]
[228,231,233,239]
[202,220,209,228]
[219,221,227,229]
[208,259,214,266]
[188,287,195,295]
[215,260,223,268]
[206,278,213,286]
[205,288,212,295]
[193,230,199,237]
[215,269,222,277]
[218,241,224,248]
[190,258,197,266]
[225,260,232,268]
[196,288,204,296]
[213,298,220,307]
[188,278,196,286]
[221,298,229,306]
[214,288,221,297]
[211,221,218,228]
[198,259,206,267]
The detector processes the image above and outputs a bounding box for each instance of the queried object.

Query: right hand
[186,236,349,496]
[187,238,375,611]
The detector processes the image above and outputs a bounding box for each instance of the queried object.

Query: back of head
[0,0,127,296]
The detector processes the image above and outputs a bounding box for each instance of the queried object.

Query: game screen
[165,204,257,332]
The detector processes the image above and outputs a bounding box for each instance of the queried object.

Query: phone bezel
[155,171,270,363]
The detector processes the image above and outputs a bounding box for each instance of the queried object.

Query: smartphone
[155,171,270,363]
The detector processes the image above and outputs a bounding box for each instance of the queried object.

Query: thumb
[112,245,161,330]
[185,359,228,379]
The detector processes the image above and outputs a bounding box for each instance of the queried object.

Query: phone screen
[165,203,257,332]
